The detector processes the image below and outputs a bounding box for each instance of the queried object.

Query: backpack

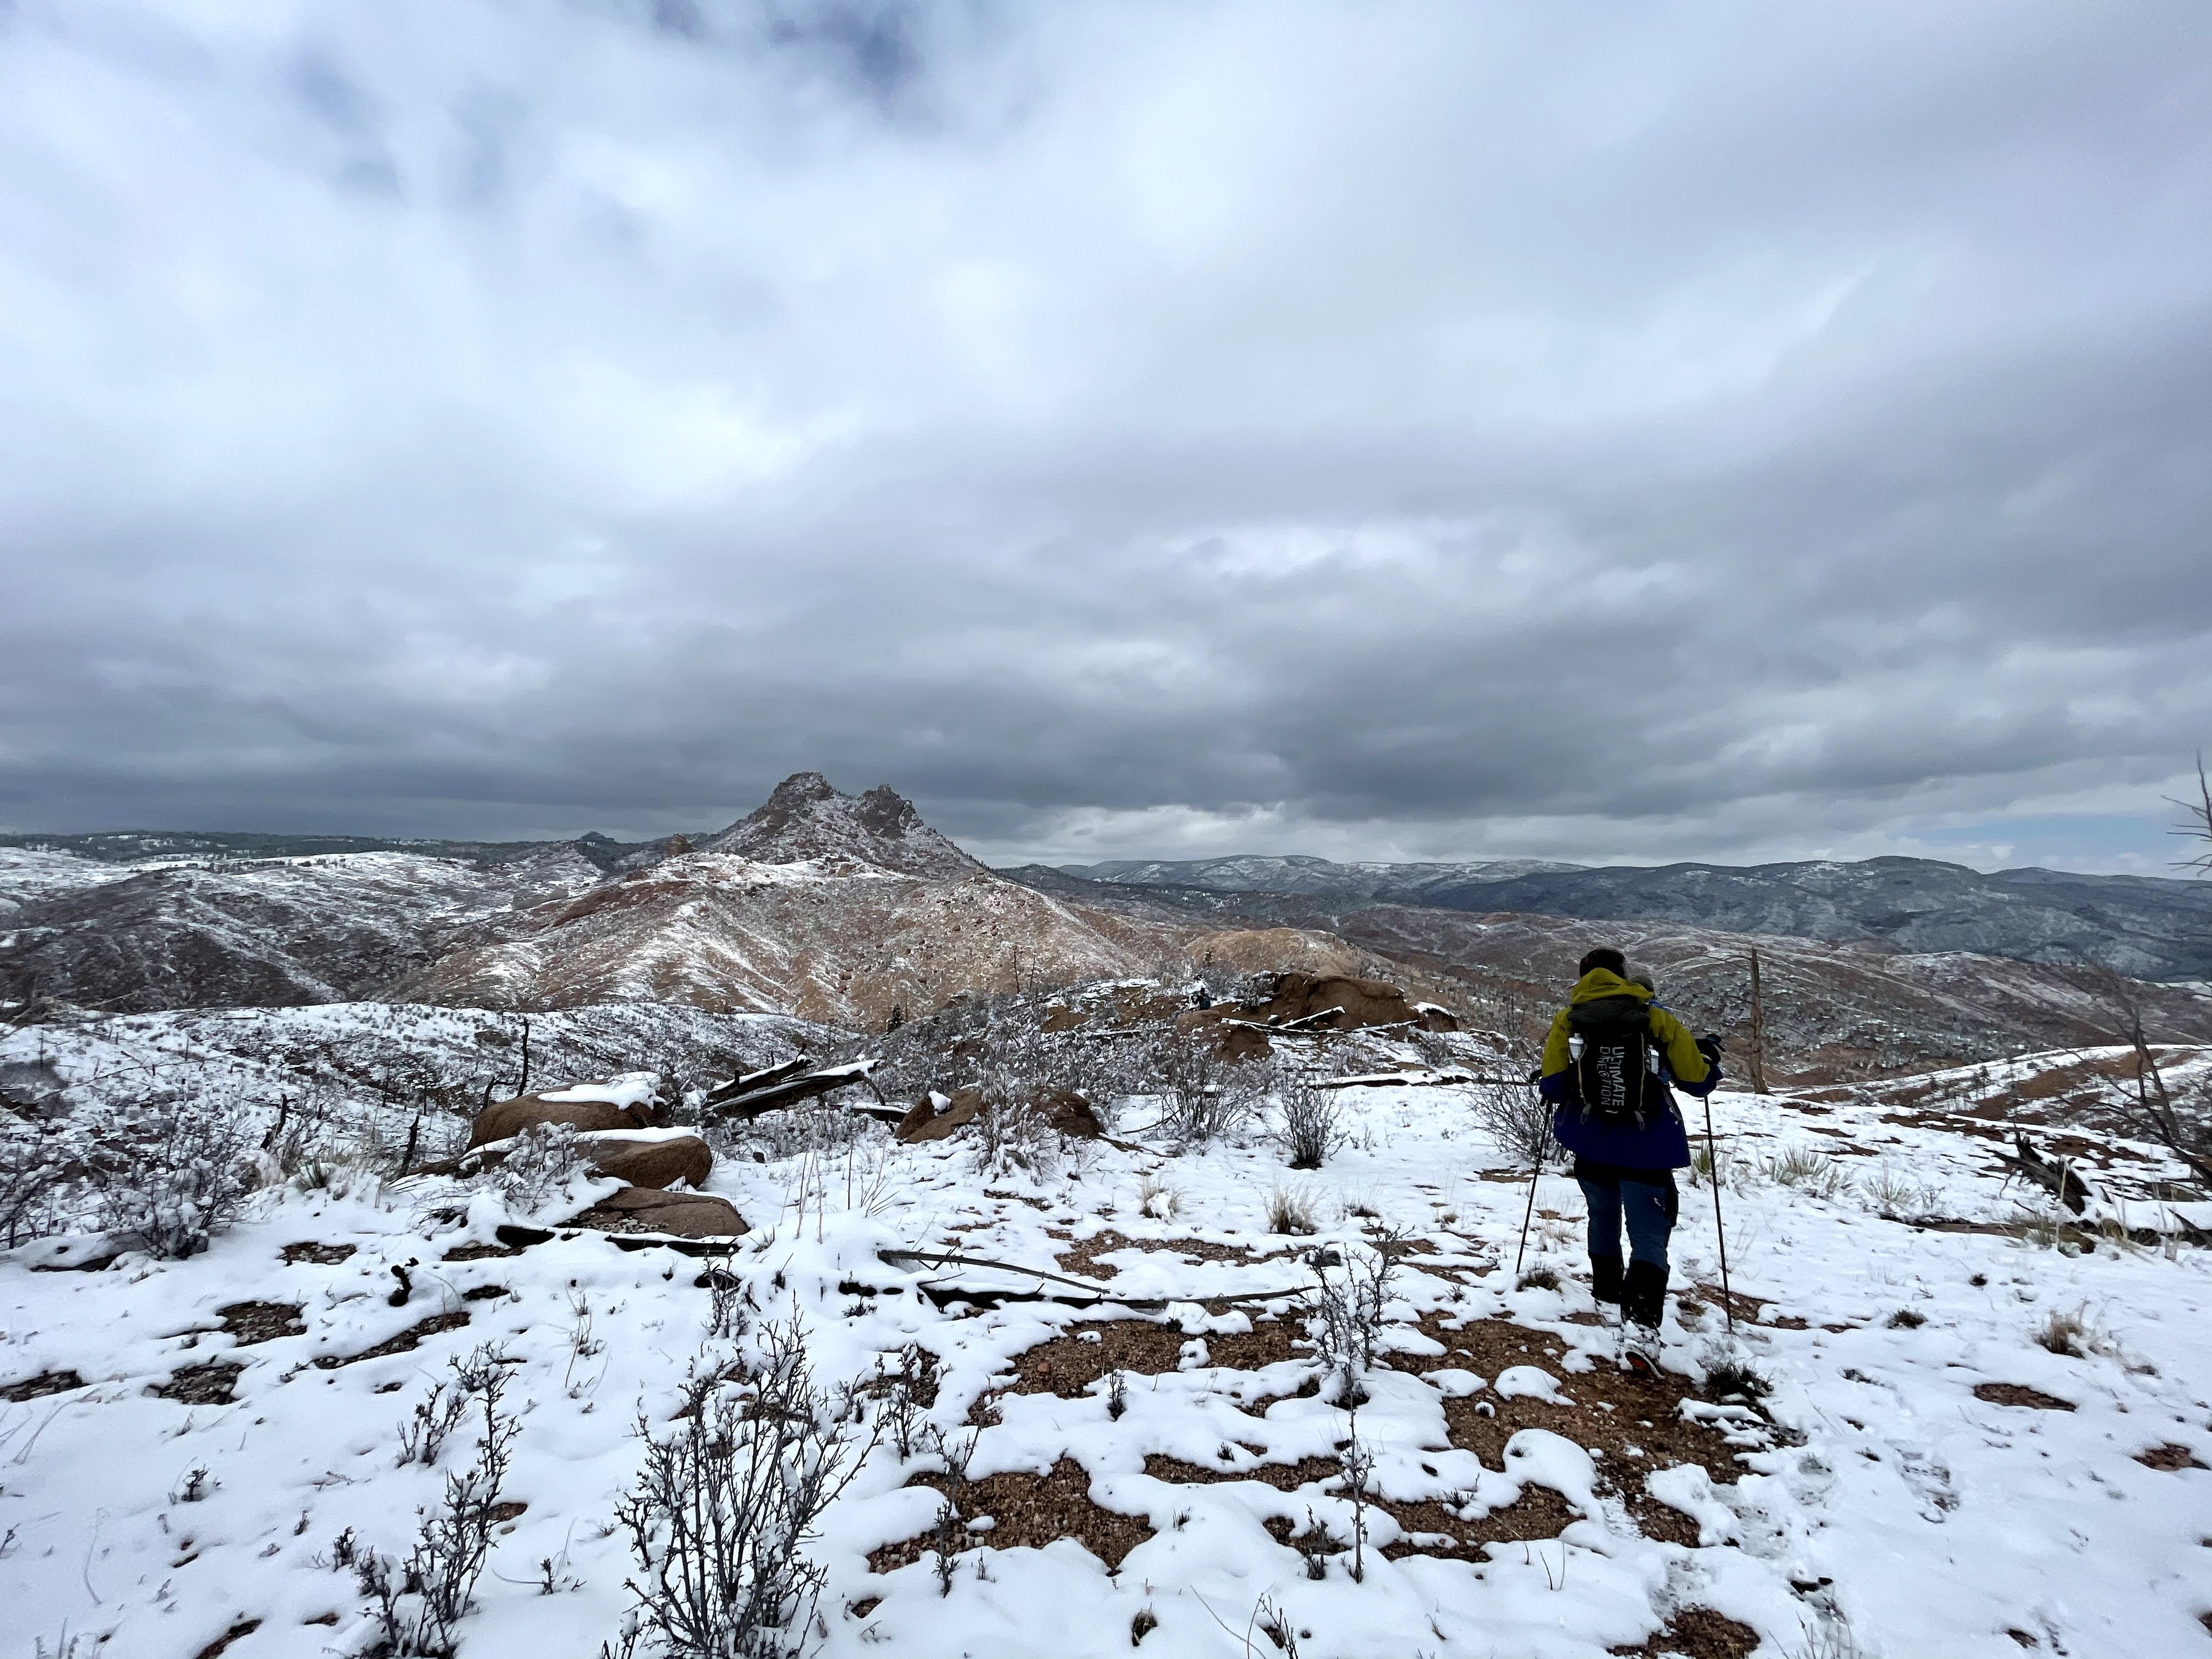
[1565,995,1662,1124]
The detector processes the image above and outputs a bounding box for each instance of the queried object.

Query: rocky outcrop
[468,1084,660,1148]
[1250,972,1454,1032]
[898,1086,984,1143]
[707,772,988,881]
[583,1133,712,1190]
[895,1084,1104,1143]
[571,1186,747,1239]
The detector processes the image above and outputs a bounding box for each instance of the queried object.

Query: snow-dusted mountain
[1050,853,2212,981]
[1,777,1177,1024]
[0,851,589,1012]
[708,771,988,881]
[1013,868,2212,1081]
[1059,853,1584,901]
[391,849,1178,1026]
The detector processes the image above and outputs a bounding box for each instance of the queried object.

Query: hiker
[1538,947,1723,1368]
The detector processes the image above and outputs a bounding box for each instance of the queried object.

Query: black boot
[1622,1259,1669,1331]
[1590,1253,1624,1306]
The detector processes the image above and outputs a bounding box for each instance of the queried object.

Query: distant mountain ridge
[1043,852,2212,981]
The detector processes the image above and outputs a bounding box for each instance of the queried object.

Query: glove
[1695,1034,1724,1066]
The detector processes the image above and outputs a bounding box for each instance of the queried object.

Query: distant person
[1538,947,1722,1370]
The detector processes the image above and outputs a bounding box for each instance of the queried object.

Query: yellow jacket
[1541,968,1711,1086]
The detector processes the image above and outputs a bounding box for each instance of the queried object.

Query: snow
[538,1073,661,1110]
[3,1080,2210,1658]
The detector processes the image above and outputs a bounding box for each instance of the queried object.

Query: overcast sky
[4,2,2210,873]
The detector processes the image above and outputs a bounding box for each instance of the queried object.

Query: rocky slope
[1054,852,2212,980]
[391,850,1181,1026]
[0,852,588,1013]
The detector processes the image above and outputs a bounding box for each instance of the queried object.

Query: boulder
[574,1186,747,1239]
[1218,1023,1274,1060]
[586,1135,712,1190]
[897,1086,985,1144]
[1032,1087,1103,1139]
[470,1088,655,1149]
[1174,1004,1273,1062]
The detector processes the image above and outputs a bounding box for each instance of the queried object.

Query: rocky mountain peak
[707,772,989,881]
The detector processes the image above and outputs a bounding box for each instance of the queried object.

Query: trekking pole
[1701,1092,1734,1336]
[1513,1121,1550,1278]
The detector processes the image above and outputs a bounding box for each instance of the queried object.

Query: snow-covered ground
[4,1082,2209,1659]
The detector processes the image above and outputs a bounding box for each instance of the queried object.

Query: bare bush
[1307,1236,1401,1404]
[88,1096,257,1259]
[1273,1081,1345,1170]
[1153,1040,1262,1148]
[1469,1080,1554,1170]
[974,1094,1056,1177]
[0,1119,80,1248]
[490,1121,590,1215]
[355,1349,518,1657]
[610,1319,877,1659]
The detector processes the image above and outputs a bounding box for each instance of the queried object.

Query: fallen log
[700,1058,883,1121]
[2000,1133,2094,1214]
[703,1056,809,1105]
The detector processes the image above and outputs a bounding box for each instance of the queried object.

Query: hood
[1570,967,1653,1005]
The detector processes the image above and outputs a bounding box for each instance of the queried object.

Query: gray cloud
[3,1,2210,872]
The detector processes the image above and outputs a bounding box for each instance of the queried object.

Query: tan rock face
[587,1135,712,1190]
[897,1085,985,1143]
[577,1186,746,1238]
[1254,972,1419,1030]
[469,1092,653,1149]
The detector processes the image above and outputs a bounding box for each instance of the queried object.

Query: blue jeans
[1578,1174,1677,1271]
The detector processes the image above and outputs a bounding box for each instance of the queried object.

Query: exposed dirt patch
[1008,1319,1187,1395]
[869,1457,1155,1574]
[1144,1452,1339,1492]
[153,1360,244,1405]
[191,1620,263,1659]
[312,1311,470,1370]
[280,1242,356,1265]
[1607,1608,1762,1658]
[461,1284,510,1302]
[1690,1283,1767,1324]
[487,1500,528,1524]
[1006,1316,1310,1401]
[443,1241,523,1262]
[2,1368,86,1402]
[1053,1229,1263,1282]
[1373,1486,1583,1559]
[1425,1317,1754,1542]
[1973,1383,2076,1412]
[217,1301,306,1346]
[2135,1442,2209,1471]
